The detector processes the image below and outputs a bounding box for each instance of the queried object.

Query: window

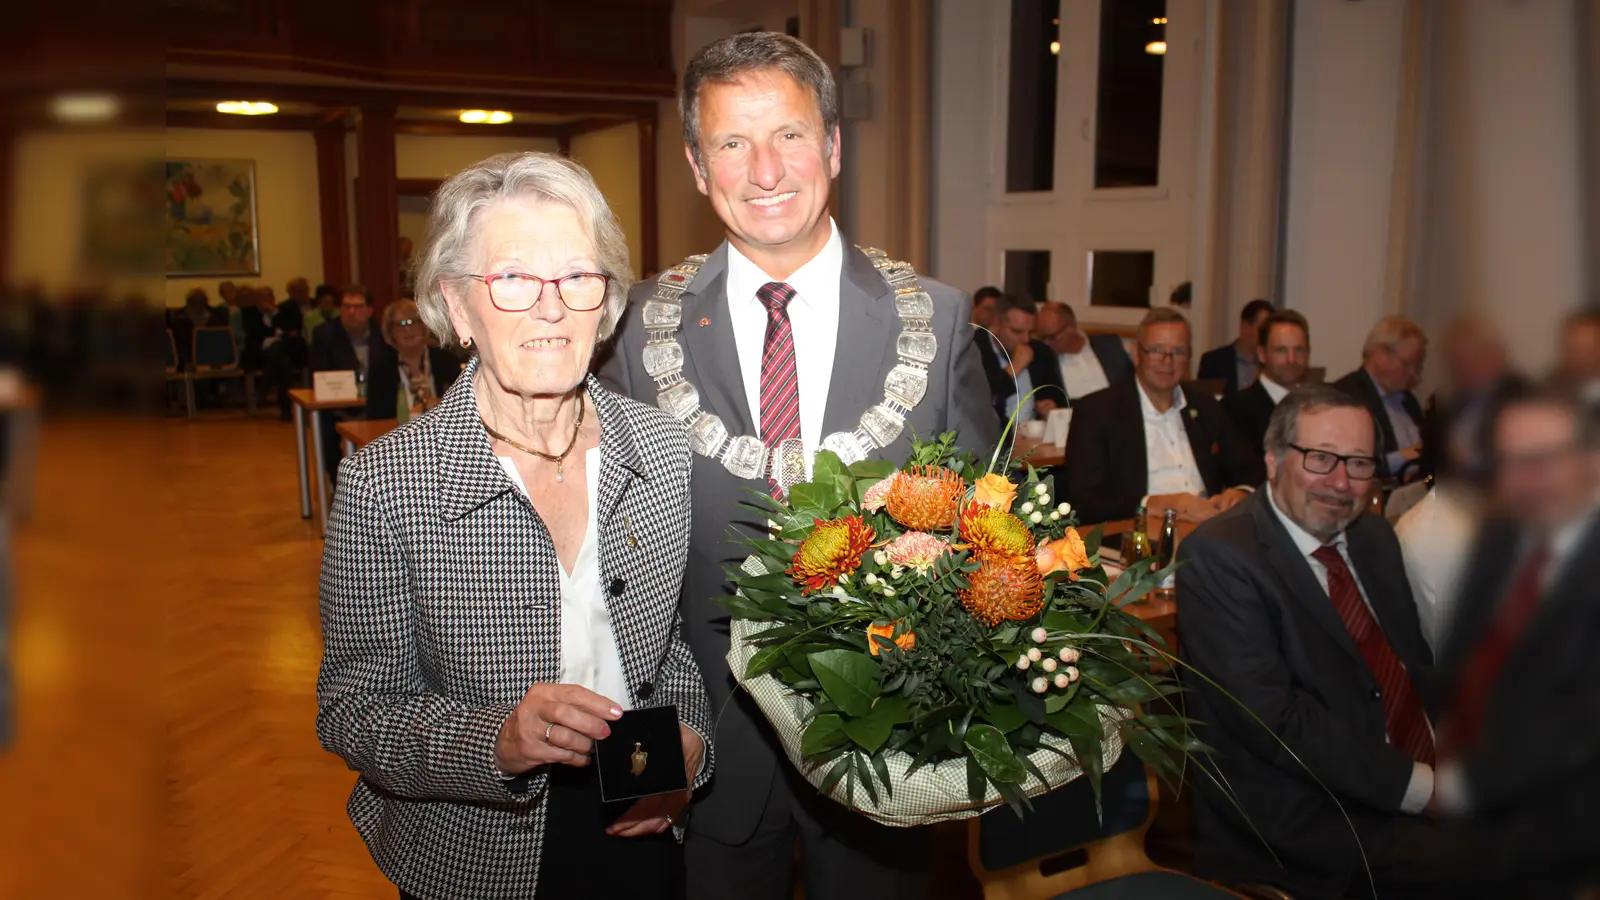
[1087,250,1154,308]
[1093,0,1165,188]
[1004,250,1052,303]
[1005,0,1060,192]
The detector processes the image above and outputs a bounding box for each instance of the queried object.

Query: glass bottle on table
[1127,503,1154,567]
[1156,509,1179,569]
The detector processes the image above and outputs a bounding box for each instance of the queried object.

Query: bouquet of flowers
[722,432,1192,826]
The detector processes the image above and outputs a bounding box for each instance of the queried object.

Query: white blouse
[496,445,632,710]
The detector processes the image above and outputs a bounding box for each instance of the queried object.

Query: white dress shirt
[1394,485,1478,657]
[1139,383,1207,497]
[1260,373,1290,404]
[1005,369,1036,423]
[1265,485,1434,813]
[497,446,631,709]
[726,219,844,470]
[1366,370,1423,474]
[1058,348,1110,400]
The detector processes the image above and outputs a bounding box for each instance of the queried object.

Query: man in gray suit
[600,31,998,900]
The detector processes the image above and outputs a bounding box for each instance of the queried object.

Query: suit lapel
[1251,495,1367,666]
[822,245,895,436]
[678,245,756,436]
[1118,381,1151,497]
[1180,386,1223,494]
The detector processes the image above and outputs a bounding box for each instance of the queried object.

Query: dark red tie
[1312,545,1436,765]
[757,282,800,494]
[1441,544,1549,756]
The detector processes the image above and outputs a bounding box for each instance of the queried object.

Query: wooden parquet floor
[0,413,394,899]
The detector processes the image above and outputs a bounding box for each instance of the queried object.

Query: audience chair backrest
[193,327,239,369]
[977,751,1153,873]
[167,329,180,371]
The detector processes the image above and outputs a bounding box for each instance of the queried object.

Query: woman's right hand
[495,683,623,775]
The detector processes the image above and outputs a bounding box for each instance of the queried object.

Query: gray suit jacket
[316,363,713,899]
[599,240,999,843]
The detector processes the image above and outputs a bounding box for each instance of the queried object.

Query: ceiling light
[1145,41,1167,55]
[1049,41,1061,55]
[50,93,120,123]
[216,101,279,116]
[459,110,513,124]
[1153,17,1168,25]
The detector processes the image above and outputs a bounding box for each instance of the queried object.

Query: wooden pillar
[800,0,844,223]
[356,105,399,309]
[883,1,932,271]
[314,119,351,286]
[638,113,659,276]
[0,129,12,286]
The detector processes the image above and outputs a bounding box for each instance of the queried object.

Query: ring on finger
[664,814,673,827]
[543,721,556,744]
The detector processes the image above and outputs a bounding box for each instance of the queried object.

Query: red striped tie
[1312,544,1436,766]
[757,282,800,494]
[1440,544,1549,756]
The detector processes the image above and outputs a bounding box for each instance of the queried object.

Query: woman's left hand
[606,725,705,838]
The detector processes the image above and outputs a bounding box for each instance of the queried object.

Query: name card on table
[1044,408,1073,448]
[313,370,359,402]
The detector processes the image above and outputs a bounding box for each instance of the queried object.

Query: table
[1011,435,1065,469]
[338,418,398,457]
[289,388,366,533]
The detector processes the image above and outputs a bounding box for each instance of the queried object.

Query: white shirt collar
[725,218,844,314]
[1550,496,1600,559]
[1136,380,1186,419]
[1261,374,1291,404]
[1266,483,1347,557]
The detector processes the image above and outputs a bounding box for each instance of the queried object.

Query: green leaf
[963,724,1028,784]
[854,752,880,807]
[818,754,853,796]
[840,695,910,753]
[979,701,1030,734]
[870,751,894,799]
[1044,681,1080,713]
[966,754,988,804]
[850,458,897,480]
[1082,523,1105,559]
[744,642,790,679]
[808,649,880,718]
[802,714,847,756]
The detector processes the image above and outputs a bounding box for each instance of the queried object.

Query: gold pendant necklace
[482,394,586,483]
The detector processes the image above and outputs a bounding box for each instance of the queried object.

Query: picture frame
[165,158,260,277]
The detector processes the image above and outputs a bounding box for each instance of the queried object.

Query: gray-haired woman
[316,151,712,900]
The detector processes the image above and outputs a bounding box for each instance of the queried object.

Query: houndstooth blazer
[316,360,713,900]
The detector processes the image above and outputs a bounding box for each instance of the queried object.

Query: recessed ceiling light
[1153,17,1168,25]
[460,110,513,124]
[1049,40,1061,55]
[1145,41,1167,55]
[51,93,120,123]
[216,101,279,116]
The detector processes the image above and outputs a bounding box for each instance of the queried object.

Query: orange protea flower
[960,551,1046,626]
[1036,528,1092,580]
[959,504,1036,558]
[866,621,917,656]
[885,465,966,531]
[789,516,876,594]
[970,473,1019,510]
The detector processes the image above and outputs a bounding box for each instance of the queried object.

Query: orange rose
[1036,528,1092,580]
[866,621,916,656]
[971,473,1019,511]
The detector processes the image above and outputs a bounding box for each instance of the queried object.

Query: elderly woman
[363,298,458,424]
[317,151,711,900]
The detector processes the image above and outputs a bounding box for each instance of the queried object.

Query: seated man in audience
[1178,386,1473,898]
[992,293,1066,423]
[1032,301,1134,400]
[1063,307,1260,525]
[970,285,1013,422]
[1334,315,1429,481]
[1427,382,1600,895]
[1199,298,1275,396]
[1423,314,1524,483]
[1558,308,1600,399]
[1223,309,1311,455]
[310,285,378,482]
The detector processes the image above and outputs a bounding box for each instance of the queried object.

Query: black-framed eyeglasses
[1288,443,1379,481]
[468,271,612,313]
[1139,344,1192,361]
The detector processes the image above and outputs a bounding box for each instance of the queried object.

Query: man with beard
[1176,385,1474,898]
[1222,309,1311,459]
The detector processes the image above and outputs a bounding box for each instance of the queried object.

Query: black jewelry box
[594,705,688,803]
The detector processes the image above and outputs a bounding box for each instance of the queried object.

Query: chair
[1188,378,1228,400]
[969,753,1255,900]
[166,328,195,419]
[190,327,255,414]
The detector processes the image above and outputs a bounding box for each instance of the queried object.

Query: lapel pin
[1188,408,1198,420]
[699,317,711,327]
[624,515,640,548]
